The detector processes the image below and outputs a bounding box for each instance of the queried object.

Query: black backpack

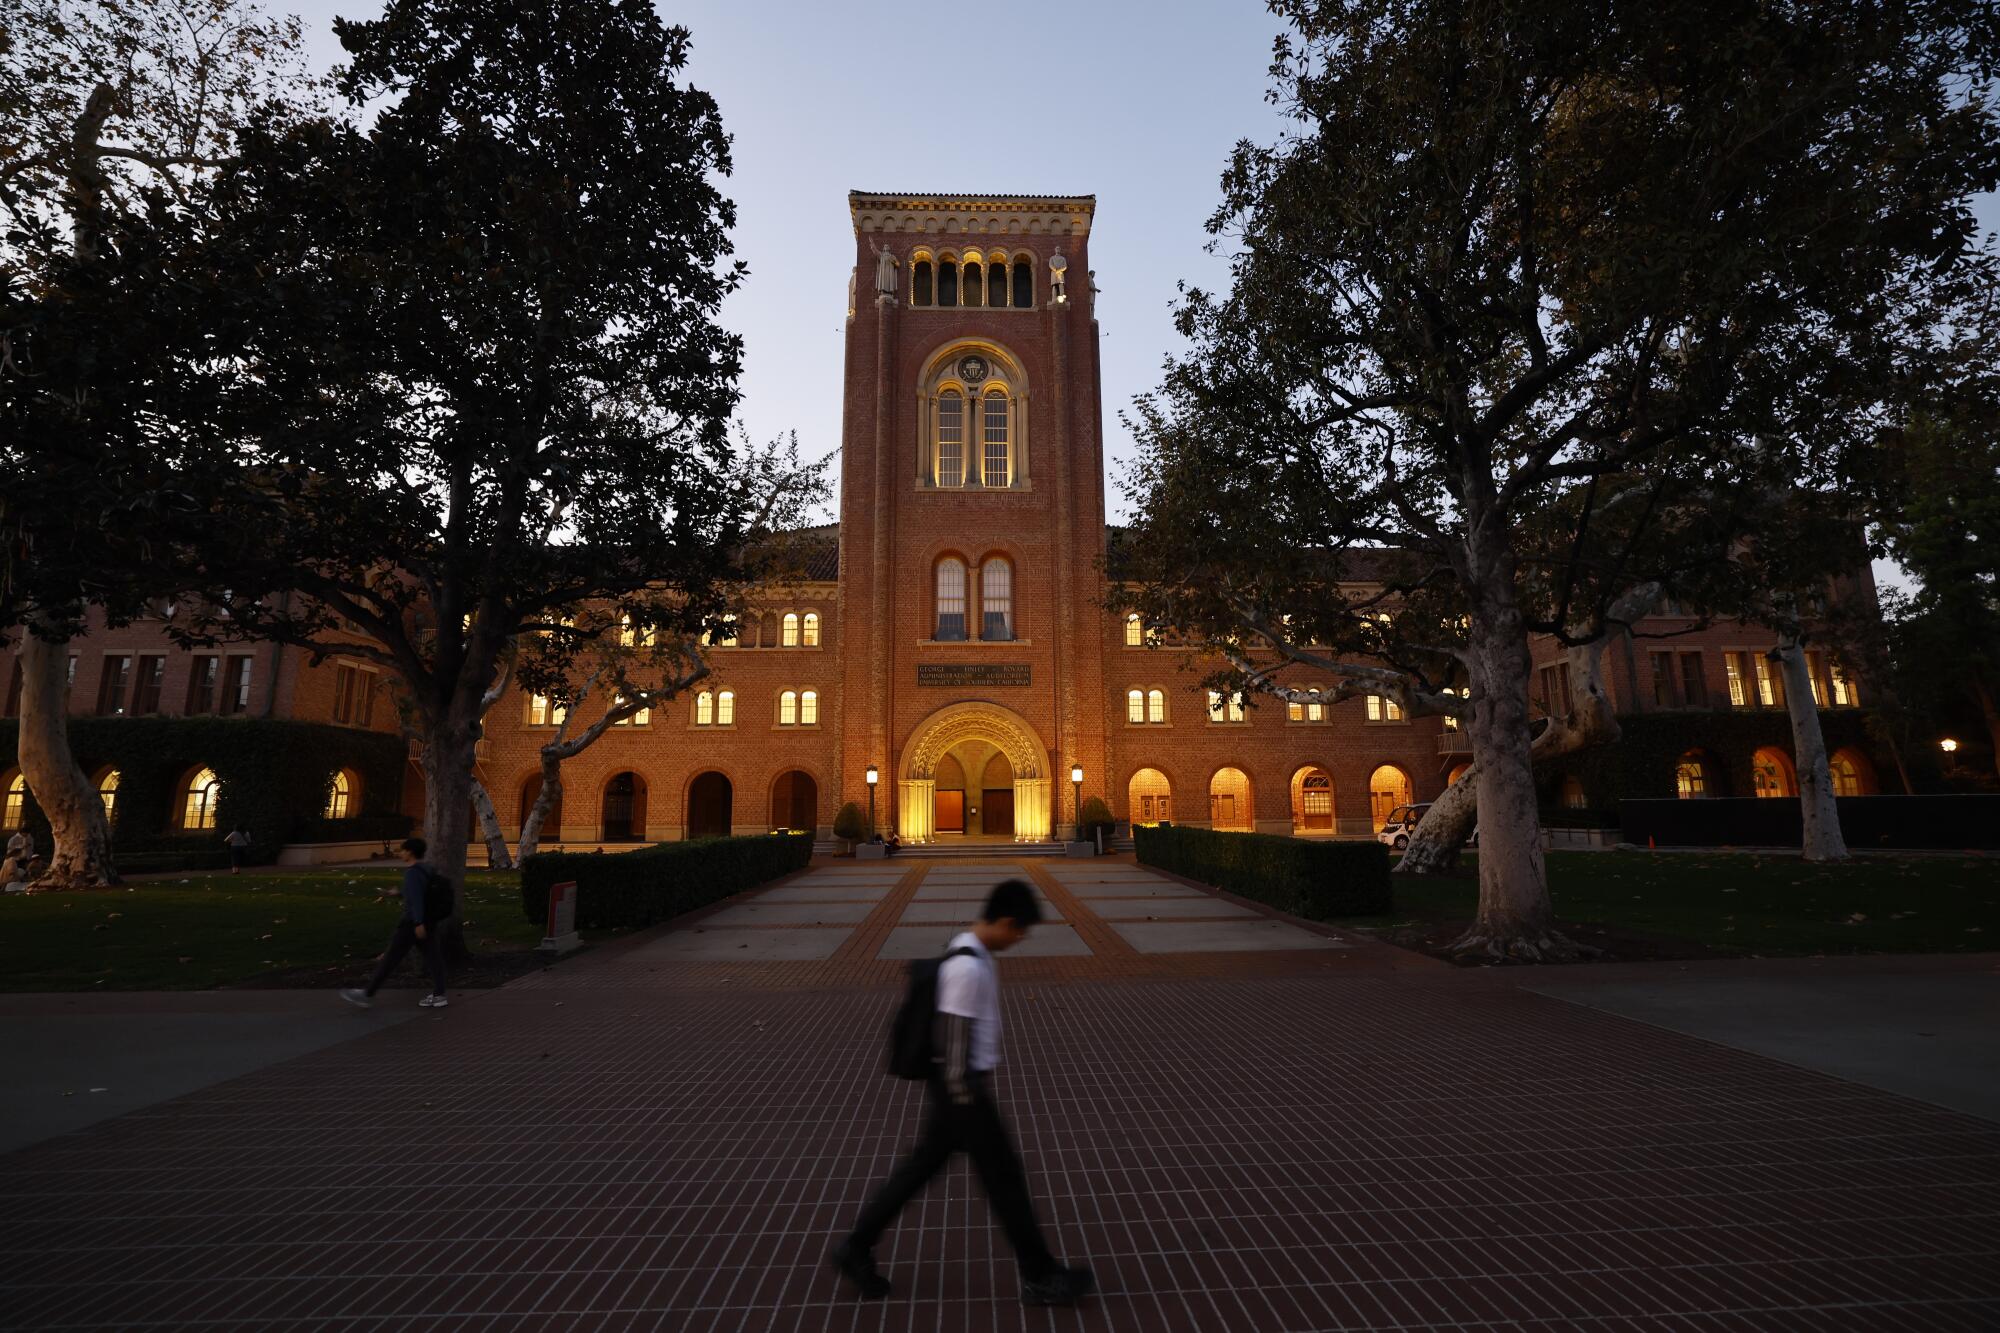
[887,946,977,1079]
[422,869,455,923]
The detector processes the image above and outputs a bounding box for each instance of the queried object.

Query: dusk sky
[284,0,1990,587]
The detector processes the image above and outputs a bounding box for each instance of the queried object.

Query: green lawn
[0,868,548,991]
[1344,850,2000,957]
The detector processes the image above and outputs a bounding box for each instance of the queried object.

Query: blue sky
[284,0,1989,589]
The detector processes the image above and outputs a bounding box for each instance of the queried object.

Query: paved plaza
[1,857,1997,1330]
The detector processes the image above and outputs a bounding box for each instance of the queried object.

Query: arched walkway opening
[1128,767,1172,826]
[603,771,648,841]
[1289,766,1335,833]
[897,701,1052,842]
[1829,746,1877,797]
[1446,762,1471,786]
[1752,747,1797,799]
[519,773,563,837]
[1675,749,1713,799]
[686,771,730,840]
[1208,767,1253,832]
[771,770,819,833]
[1367,765,1412,827]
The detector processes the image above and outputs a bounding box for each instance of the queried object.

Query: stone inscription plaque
[917,663,1031,687]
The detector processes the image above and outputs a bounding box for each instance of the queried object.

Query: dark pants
[366,919,446,996]
[848,1074,1056,1279]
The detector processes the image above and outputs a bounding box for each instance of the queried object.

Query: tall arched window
[1126,688,1145,723]
[1124,613,1143,647]
[936,558,968,640]
[982,391,1011,487]
[779,690,798,725]
[802,612,820,646]
[962,258,983,307]
[801,689,819,725]
[936,391,965,488]
[97,769,120,822]
[782,612,800,647]
[3,772,22,827]
[988,258,1007,307]
[717,690,735,725]
[183,767,221,830]
[1012,259,1033,307]
[912,257,933,306]
[1675,752,1708,798]
[696,691,715,726]
[324,769,351,819]
[1147,689,1166,723]
[937,255,958,307]
[980,558,1012,640]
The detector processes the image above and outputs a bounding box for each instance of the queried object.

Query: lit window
[1830,659,1858,707]
[937,391,964,487]
[935,558,967,641]
[712,618,739,648]
[1753,653,1784,708]
[696,691,714,726]
[1125,613,1143,647]
[1725,652,1750,707]
[1441,686,1464,728]
[980,558,1013,640]
[801,690,818,725]
[780,690,798,726]
[802,612,821,647]
[1127,689,1145,724]
[1147,689,1165,724]
[1752,749,1792,798]
[982,392,1010,487]
[98,769,120,822]
[3,773,23,826]
[717,690,735,725]
[619,615,652,648]
[1207,690,1245,723]
[1288,701,1303,722]
[1365,694,1404,723]
[782,613,800,647]
[527,694,567,727]
[324,770,350,820]
[612,696,650,727]
[1806,651,1829,707]
[183,767,221,831]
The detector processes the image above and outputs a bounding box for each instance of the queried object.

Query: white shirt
[935,931,1001,1073]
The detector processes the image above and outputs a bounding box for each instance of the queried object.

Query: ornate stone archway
[898,701,1053,842]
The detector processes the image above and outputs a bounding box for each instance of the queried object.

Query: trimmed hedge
[1134,824,1392,918]
[1622,794,2000,850]
[520,832,814,931]
[0,718,407,870]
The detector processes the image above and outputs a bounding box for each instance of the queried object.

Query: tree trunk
[15,624,118,890]
[516,751,563,863]
[1446,557,1582,963]
[420,723,478,964]
[469,776,513,871]
[1397,766,1478,874]
[1776,640,1848,862]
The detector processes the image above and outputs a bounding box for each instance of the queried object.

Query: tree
[184,0,751,896]
[0,0,313,887]
[1123,0,2000,958]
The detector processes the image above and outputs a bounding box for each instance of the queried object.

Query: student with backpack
[831,878,1094,1307]
[339,837,452,1010]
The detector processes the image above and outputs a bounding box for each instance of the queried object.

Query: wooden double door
[933,788,1014,836]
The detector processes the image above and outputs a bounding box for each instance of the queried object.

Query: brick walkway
[2,859,1997,1330]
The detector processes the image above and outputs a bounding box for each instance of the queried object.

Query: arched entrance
[898,701,1052,842]
[1209,767,1253,831]
[1752,747,1797,799]
[1368,765,1412,826]
[1289,765,1334,833]
[1128,767,1171,825]
[687,772,731,840]
[602,771,647,842]
[1829,747,1877,796]
[770,770,819,833]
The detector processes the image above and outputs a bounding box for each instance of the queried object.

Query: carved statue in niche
[872,241,899,299]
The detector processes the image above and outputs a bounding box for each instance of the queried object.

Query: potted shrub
[832,801,869,856]
[1080,796,1116,854]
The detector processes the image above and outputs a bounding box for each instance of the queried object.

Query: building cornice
[848,191,1095,238]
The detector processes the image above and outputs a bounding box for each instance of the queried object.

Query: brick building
[5,191,1885,852]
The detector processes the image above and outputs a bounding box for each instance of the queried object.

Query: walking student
[339,838,450,1009]
[223,825,251,873]
[832,879,1094,1307]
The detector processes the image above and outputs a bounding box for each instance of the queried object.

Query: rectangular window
[1206,690,1245,723]
[612,696,650,726]
[780,691,798,725]
[332,664,356,723]
[527,694,567,727]
[1127,690,1145,724]
[696,692,714,726]
[1724,652,1749,707]
[937,394,964,487]
[1365,694,1404,723]
[1536,664,1572,717]
[1805,651,1830,707]
[982,395,1009,487]
[221,656,253,714]
[801,690,818,726]
[186,656,219,714]
[1679,653,1706,707]
[935,561,967,641]
[1650,651,1676,709]
[355,672,375,727]
[96,655,132,716]
[1753,653,1784,708]
[1287,700,1303,722]
[1147,690,1165,723]
[1830,659,1858,707]
[803,612,821,647]
[131,656,164,715]
[980,561,1013,641]
[717,691,735,725]
[1124,615,1143,647]
[1307,701,1324,723]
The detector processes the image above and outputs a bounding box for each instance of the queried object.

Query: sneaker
[338,988,371,1008]
[419,993,449,1009]
[1022,1266,1095,1307]
[829,1240,891,1300]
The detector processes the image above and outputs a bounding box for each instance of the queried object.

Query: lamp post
[1070,763,1084,842]
[865,765,879,836]
[1941,738,1960,754]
